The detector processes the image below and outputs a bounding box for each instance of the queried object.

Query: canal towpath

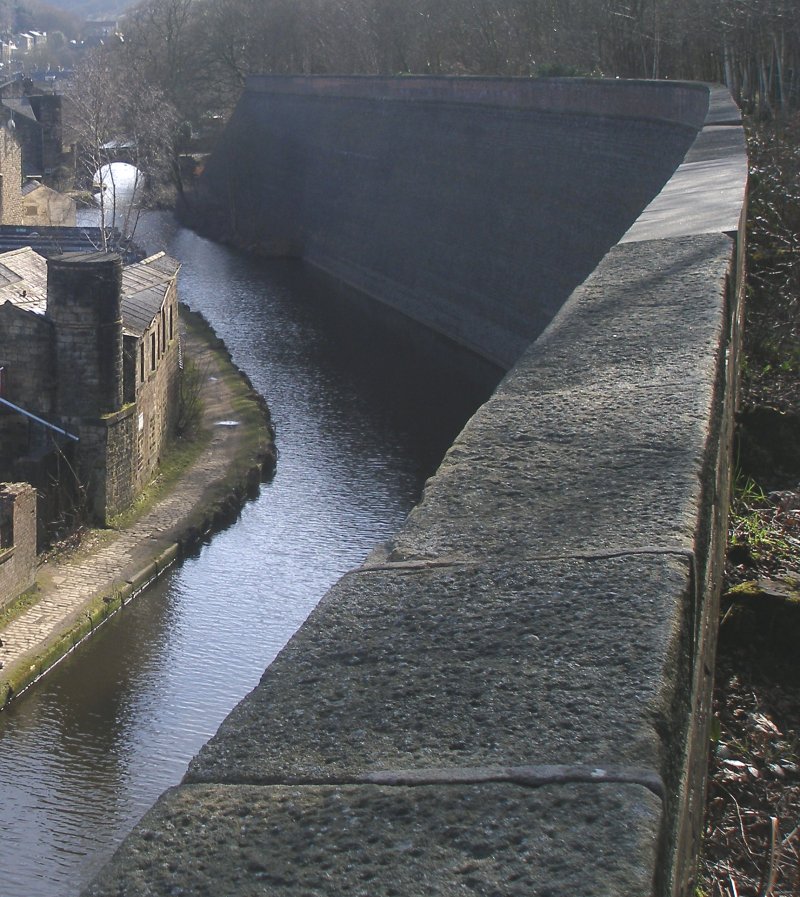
[0,310,276,707]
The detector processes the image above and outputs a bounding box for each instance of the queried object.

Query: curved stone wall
[85,78,748,897]
[197,76,715,369]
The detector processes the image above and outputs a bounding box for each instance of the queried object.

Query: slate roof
[1,96,38,122]
[120,252,181,337]
[0,247,48,314]
[0,247,180,335]
[0,226,146,262]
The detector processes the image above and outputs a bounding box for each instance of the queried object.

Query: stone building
[21,180,76,226]
[0,112,76,229]
[0,77,69,183]
[0,481,36,609]
[0,248,181,525]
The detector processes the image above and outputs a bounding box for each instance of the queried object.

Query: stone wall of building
[27,94,65,178]
[0,482,36,609]
[0,303,55,477]
[0,250,180,525]
[22,183,76,226]
[76,407,138,522]
[91,299,180,523]
[131,280,180,498]
[47,253,124,420]
[104,409,138,516]
[0,81,68,183]
[0,127,22,225]
[0,301,54,414]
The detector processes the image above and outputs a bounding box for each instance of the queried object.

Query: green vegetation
[728,473,795,567]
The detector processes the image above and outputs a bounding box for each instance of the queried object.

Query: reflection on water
[0,207,497,896]
[91,162,142,234]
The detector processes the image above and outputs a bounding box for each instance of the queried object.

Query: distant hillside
[31,0,131,19]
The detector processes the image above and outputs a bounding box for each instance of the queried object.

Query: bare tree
[64,45,179,248]
[77,0,800,141]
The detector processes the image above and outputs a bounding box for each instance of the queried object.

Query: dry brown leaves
[700,492,800,897]
[701,638,800,897]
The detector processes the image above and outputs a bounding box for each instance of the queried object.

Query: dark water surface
[0,206,494,896]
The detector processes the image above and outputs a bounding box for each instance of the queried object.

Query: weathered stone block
[186,555,691,787]
[83,781,662,897]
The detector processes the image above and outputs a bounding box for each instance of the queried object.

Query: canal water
[0,173,495,896]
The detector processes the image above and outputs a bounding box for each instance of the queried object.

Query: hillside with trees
[18,0,130,19]
[107,0,799,125]
[0,0,80,36]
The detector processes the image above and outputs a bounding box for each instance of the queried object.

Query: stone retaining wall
[84,78,748,896]
[195,77,715,369]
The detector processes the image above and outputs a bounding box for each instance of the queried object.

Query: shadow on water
[0,209,502,897]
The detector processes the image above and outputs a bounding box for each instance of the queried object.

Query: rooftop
[0,247,180,334]
[121,251,181,337]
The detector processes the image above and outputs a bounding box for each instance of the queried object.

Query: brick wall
[0,482,36,610]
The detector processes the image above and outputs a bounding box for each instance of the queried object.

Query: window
[139,344,145,382]
[169,306,174,341]
[0,500,12,550]
[150,332,156,371]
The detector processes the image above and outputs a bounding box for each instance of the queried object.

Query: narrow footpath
[0,312,275,706]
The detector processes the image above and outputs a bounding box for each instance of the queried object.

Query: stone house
[0,77,69,182]
[21,180,76,226]
[0,481,36,610]
[0,248,181,526]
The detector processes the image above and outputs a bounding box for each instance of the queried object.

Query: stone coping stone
[622,124,746,243]
[383,235,733,565]
[82,781,662,897]
[244,72,711,129]
[683,125,747,166]
[185,554,689,786]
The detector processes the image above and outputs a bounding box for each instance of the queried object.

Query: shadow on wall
[194,76,713,369]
